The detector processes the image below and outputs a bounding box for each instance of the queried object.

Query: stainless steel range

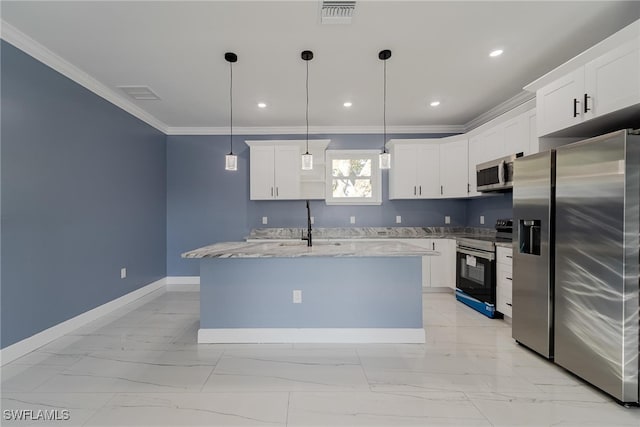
[455,219,513,318]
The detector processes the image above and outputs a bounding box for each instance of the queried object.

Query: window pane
[332,178,372,198]
[331,159,372,178]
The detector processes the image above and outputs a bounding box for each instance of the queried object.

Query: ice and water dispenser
[519,219,541,255]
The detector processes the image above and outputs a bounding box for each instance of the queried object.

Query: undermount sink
[278,241,342,247]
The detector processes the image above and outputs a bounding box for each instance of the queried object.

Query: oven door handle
[457,246,495,261]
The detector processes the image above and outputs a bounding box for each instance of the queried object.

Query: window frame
[325,149,382,206]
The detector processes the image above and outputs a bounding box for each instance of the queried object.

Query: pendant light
[225,52,238,171]
[379,49,392,170]
[301,50,314,170]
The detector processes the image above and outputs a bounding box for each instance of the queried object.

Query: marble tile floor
[1,291,638,426]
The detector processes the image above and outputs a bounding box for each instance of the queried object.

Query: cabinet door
[528,110,539,154]
[416,144,440,198]
[467,135,483,197]
[584,41,640,120]
[430,239,456,289]
[273,145,301,199]
[536,69,584,137]
[482,126,506,160]
[250,146,275,200]
[390,144,419,199]
[440,138,468,197]
[503,113,528,156]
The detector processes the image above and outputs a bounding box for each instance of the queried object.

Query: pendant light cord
[229,60,233,155]
[305,59,310,155]
[383,58,387,154]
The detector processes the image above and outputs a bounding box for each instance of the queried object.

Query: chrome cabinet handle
[573,98,579,118]
[506,277,512,281]
[271,187,274,197]
[506,255,512,259]
[414,186,417,196]
[276,187,279,197]
[440,185,443,195]
[419,186,422,196]
[506,302,512,307]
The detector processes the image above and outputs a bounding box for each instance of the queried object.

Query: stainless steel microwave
[476,153,523,192]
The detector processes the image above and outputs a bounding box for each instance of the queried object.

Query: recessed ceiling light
[489,49,504,57]
[257,102,267,108]
[343,102,353,108]
[430,101,441,107]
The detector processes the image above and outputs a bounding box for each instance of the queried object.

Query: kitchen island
[182,240,438,344]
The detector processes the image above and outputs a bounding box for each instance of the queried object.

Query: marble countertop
[246,227,496,241]
[495,241,514,249]
[182,239,439,259]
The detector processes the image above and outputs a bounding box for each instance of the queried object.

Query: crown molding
[463,90,535,133]
[165,124,465,136]
[1,20,169,133]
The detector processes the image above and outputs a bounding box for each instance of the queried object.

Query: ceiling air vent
[118,85,161,101]
[321,1,356,24]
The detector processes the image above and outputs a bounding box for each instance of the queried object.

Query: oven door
[456,246,496,304]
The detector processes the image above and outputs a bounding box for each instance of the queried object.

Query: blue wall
[167,133,469,276]
[1,41,167,348]
[466,193,513,227]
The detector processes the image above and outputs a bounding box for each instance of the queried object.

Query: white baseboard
[0,278,167,366]
[166,276,200,292]
[198,328,426,344]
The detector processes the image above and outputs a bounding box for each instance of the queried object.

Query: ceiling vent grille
[118,85,161,101]
[321,1,356,24]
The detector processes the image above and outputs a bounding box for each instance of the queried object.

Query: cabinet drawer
[497,265,513,286]
[497,280,513,317]
[496,246,513,265]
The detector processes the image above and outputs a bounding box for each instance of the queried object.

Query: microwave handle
[498,160,506,185]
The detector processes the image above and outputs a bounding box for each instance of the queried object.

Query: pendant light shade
[225,52,238,171]
[379,49,392,170]
[301,50,314,170]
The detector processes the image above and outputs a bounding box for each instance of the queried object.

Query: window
[325,150,382,205]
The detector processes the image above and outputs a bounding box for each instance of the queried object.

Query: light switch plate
[262,216,268,225]
[120,268,127,279]
[445,216,451,224]
[480,215,485,225]
[310,216,315,225]
[396,216,402,224]
[293,290,302,304]
[350,216,356,224]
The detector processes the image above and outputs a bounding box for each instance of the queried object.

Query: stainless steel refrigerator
[512,149,555,360]
[513,129,640,405]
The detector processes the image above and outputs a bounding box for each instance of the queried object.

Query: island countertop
[182,239,439,259]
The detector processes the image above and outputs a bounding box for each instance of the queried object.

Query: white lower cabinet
[496,246,513,317]
[412,239,456,289]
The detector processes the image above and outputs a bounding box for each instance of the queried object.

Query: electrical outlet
[310,216,315,225]
[480,215,485,225]
[396,216,402,224]
[120,268,127,279]
[293,290,302,304]
[262,216,268,225]
[445,216,451,224]
[350,216,356,224]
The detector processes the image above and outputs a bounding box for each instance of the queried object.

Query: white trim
[523,19,640,92]
[166,276,200,292]
[167,125,465,136]
[198,328,426,344]
[464,91,535,133]
[0,20,168,134]
[0,278,166,366]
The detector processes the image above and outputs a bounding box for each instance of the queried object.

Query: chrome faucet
[301,200,312,247]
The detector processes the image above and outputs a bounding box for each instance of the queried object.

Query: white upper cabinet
[584,40,640,119]
[536,38,639,137]
[536,69,585,137]
[246,140,329,200]
[388,140,440,199]
[467,134,482,198]
[440,137,468,197]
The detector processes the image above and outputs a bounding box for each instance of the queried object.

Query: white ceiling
[2,1,639,133]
